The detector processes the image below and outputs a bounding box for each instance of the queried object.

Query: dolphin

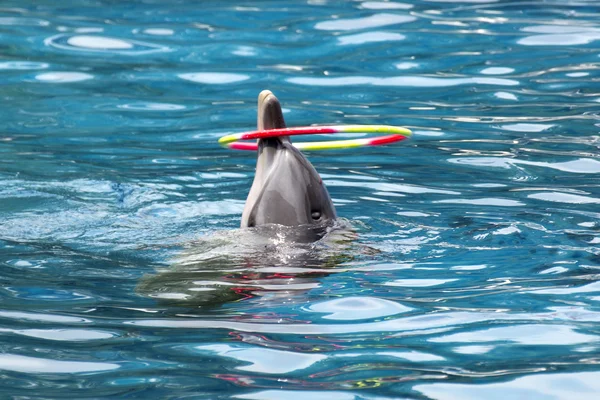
[241,90,337,229]
[137,92,355,309]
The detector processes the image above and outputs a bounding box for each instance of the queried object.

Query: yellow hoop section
[218,125,412,151]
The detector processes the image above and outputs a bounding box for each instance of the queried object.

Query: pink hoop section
[218,125,412,151]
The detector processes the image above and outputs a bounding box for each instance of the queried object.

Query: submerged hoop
[218,125,412,151]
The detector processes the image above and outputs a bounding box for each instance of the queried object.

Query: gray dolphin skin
[241,90,337,228]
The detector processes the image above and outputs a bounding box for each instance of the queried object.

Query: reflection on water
[1,0,600,398]
[138,222,357,308]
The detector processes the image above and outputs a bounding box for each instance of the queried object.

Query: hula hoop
[218,125,412,151]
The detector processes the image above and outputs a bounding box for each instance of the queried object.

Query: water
[1,0,599,398]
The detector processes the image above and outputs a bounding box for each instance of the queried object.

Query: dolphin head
[241,90,337,228]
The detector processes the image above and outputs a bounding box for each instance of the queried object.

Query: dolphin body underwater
[138,91,354,309]
[241,90,337,230]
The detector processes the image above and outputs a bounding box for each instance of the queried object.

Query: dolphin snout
[257,89,286,131]
[241,90,337,228]
[258,89,273,107]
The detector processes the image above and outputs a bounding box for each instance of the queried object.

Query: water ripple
[305,296,411,320]
[0,354,120,374]
[415,371,600,400]
[0,328,117,341]
[35,72,94,82]
[44,34,170,55]
[338,31,406,45]
[126,307,600,334]
[360,2,414,10]
[519,25,600,46]
[179,72,250,84]
[288,76,519,87]
[0,61,49,70]
[191,344,327,374]
[2,0,600,397]
[315,13,417,31]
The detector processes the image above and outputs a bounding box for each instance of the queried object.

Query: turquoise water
[1,0,600,398]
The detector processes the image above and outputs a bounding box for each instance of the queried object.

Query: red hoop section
[218,125,412,151]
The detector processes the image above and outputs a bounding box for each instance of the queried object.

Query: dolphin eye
[311,211,321,220]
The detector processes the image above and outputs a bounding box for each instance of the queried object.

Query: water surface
[1,1,600,398]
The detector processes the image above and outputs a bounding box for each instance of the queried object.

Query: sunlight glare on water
[1,0,600,398]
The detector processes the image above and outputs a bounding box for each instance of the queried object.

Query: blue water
[1,0,600,398]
